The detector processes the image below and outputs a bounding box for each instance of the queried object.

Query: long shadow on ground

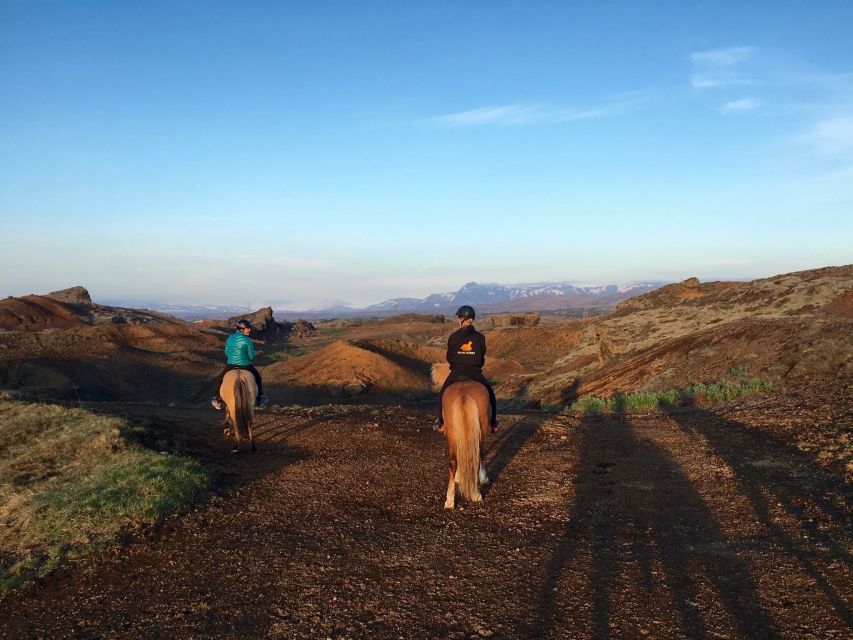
[668,408,852,627]
[483,414,547,490]
[535,413,781,639]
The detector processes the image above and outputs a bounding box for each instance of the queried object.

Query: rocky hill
[0,267,849,407]
[0,286,181,331]
[264,338,530,397]
[500,265,852,404]
[0,287,228,400]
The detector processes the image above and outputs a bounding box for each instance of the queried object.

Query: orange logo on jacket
[460,341,474,352]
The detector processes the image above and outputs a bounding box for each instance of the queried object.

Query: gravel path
[2,402,850,639]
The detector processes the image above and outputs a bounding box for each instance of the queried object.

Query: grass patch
[0,396,211,591]
[566,379,773,415]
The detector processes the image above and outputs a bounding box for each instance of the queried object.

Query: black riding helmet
[236,319,253,330]
[455,305,476,320]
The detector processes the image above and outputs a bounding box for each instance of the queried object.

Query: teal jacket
[225,332,256,366]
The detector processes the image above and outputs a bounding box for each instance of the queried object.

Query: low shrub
[566,379,772,416]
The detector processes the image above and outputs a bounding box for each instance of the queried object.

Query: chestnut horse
[433,364,490,509]
[220,369,257,454]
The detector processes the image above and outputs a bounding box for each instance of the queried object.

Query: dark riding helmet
[235,319,253,330]
[455,305,476,320]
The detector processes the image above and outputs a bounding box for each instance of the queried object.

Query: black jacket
[446,325,486,371]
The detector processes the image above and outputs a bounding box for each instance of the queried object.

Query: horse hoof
[444,502,454,510]
[472,494,483,503]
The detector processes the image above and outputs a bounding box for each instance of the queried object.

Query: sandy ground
[1,394,850,639]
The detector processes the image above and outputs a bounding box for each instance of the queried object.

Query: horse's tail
[233,376,253,441]
[451,394,481,501]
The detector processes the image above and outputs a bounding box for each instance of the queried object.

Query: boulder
[227,307,277,335]
[44,286,93,306]
[291,319,316,337]
[488,312,541,328]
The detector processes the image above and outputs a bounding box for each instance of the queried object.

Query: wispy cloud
[434,105,538,127]
[691,46,753,67]
[718,97,761,114]
[799,115,853,155]
[690,45,755,89]
[432,97,639,128]
[416,257,439,273]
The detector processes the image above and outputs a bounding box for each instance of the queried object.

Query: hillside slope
[502,265,852,404]
[265,338,530,396]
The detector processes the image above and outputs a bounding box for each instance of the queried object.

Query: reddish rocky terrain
[1,387,850,639]
[0,267,850,638]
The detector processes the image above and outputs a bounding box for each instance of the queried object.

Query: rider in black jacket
[434,305,499,433]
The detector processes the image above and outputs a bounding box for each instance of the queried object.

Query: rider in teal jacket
[212,319,268,409]
[225,329,256,365]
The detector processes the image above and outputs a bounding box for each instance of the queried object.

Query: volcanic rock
[44,286,93,306]
[227,307,277,335]
[280,319,316,338]
[489,312,541,328]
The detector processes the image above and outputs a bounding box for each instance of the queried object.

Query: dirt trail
[1,401,850,639]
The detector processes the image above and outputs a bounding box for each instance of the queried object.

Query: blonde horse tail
[453,395,481,501]
[233,376,253,441]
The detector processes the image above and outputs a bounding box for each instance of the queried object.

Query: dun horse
[433,364,490,509]
[220,369,257,454]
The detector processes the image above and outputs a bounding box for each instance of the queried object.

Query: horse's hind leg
[249,422,257,453]
[479,462,490,486]
[444,460,457,510]
[231,421,240,454]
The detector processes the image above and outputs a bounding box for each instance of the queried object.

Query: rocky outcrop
[227,307,278,335]
[222,309,318,339]
[616,277,722,313]
[44,286,93,306]
[489,312,541,328]
[281,319,316,338]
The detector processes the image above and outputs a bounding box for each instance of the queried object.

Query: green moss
[0,399,211,591]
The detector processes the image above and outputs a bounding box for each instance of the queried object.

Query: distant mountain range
[301,281,668,318]
[98,301,255,321]
[100,281,668,320]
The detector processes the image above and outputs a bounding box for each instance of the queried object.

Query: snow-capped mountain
[104,281,667,320]
[363,281,667,314]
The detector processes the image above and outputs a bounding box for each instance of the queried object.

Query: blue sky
[1,1,851,309]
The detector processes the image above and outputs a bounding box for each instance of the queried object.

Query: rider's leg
[434,373,458,431]
[246,365,268,406]
[214,366,229,394]
[246,365,263,395]
[474,373,499,429]
[211,365,237,408]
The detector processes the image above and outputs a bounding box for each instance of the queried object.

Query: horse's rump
[444,380,490,501]
[221,369,256,441]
